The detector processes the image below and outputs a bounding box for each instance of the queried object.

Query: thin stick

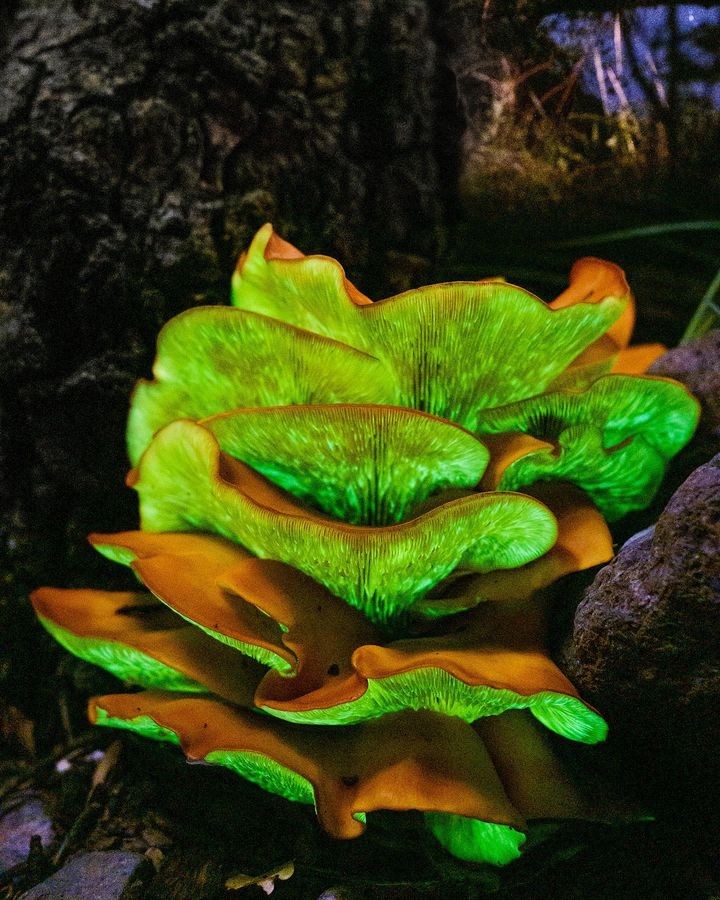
[613,13,624,77]
[549,221,720,249]
[593,46,611,115]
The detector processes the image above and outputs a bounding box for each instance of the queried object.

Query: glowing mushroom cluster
[32,225,699,865]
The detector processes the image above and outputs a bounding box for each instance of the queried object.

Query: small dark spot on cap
[341,774,359,787]
[327,663,340,676]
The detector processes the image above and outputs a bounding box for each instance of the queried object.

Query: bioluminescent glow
[33,224,699,866]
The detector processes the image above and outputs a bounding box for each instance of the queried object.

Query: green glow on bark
[258,669,607,744]
[133,421,558,626]
[425,812,526,866]
[203,405,489,525]
[37,615,206,693]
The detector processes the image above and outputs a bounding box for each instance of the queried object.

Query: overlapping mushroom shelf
[32,223,699,866]
[32,559,604,866]
[34,525,606,740]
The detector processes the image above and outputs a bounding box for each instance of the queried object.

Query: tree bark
[0,0,470,713]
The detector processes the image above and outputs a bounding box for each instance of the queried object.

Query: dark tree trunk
[0,0,474,716]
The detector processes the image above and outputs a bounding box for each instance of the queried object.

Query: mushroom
[33,225,698,865]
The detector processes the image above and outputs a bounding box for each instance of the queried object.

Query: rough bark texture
[649,330,720,478]
[564,454,720,820]
[0,0,464,717]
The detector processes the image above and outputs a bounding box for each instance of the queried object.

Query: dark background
[0,2,719,897]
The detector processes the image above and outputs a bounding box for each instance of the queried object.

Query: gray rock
[650,330,720,438]
[0,796,54,871]
[648,330,720,485]
[612,331,720,545]
[564,454,720,812]
[22,851,146,900]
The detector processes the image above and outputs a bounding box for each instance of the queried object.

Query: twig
[613,13,624,78]
[51,741,122,867]
[605,66,637,154]
[592,46,611,116]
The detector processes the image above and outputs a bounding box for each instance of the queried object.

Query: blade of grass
[548,221,720,249]
[681,266,720,344]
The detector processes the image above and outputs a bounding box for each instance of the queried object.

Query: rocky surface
[21,850,147,899]
[0,794,54,871]
[649,329,720,476]
[564,454,720,819]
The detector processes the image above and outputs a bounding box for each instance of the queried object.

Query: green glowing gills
[32,225,699,866]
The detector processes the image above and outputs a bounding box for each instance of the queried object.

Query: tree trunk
[4,0,567,668]
[0,0,473,714]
